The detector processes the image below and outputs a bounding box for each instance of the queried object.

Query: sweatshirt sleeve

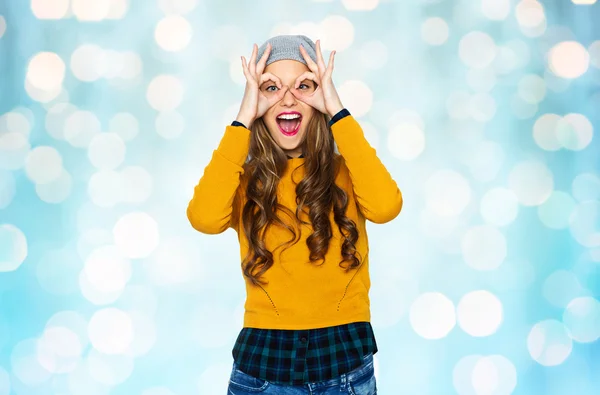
[331,114,403,224]
[186,124,250,234]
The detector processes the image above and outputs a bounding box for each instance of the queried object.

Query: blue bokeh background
[1,0,600,394]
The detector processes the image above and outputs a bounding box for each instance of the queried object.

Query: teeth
[277,114,301,120]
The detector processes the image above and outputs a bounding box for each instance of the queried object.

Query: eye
[265,85,279,92]
[299,83,310,89]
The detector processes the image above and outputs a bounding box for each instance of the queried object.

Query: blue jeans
[227,352,377,394]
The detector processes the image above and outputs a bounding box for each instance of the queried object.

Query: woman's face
[261,60,316,158]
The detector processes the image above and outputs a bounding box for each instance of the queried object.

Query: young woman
[187,34,402,394]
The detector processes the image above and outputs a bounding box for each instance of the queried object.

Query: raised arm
[187,124,250,234]
[331,112,403,224]
[188,41,289,234]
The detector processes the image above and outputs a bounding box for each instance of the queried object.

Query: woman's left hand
[290,39,344,117]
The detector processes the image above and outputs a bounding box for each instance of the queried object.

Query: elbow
[187,204,229,235]
[368,189,403,224]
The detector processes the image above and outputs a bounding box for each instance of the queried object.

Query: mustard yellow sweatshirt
[187,114,403,330]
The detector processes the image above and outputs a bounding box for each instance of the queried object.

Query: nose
[280,85,297,106]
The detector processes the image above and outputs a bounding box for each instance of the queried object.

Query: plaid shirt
[231,321,378,385]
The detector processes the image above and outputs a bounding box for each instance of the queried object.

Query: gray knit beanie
[255,34,318,67]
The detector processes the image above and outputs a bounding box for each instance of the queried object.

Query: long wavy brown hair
[234,112,363,286]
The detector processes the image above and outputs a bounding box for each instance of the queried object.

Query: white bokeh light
[157,0,198,14]
[387,122,425,161]
[527,319,573,366]
[0,170,15,209]
[425,170,471,216]
[11,338,52,386]
[147,75,184,111]
[71,44,106,82]
[86,348,134,385]
[0,224,28,272]
[453,354,481,395]
[508,160,554,206]
[72,0,111,21]
[113,212,160,258]
[421,17,449,46]
[0,132,30,170]
[65,110,102,148]
[548,41,590,79]
[543,270,589,308]
[481,0,511,20]
[562,297,600,343]
[37,326,82,374]
[88,308,134,354]
[45,102,77,140]
[26,52,66,91]
[569,200,600,247]
[155,15,192,52]
[537,191,577,229]
[480,188,519,227]
[0,366,9,395]
[533,113,562,151]
[461,225,507,271]
[516,0,547,37]
[25,146,63,184]
[555,113,593,151]
[124,311,157,357]
[319,15,354,51]
[518,74,546,104]
[409,292,456,339]
[469,92,496,121]
[0,111,31,136]
[83,245,132,293]
[109,112,139,141]
[338,80,372,117]
[35,169,73,203]
[88,132,126,170]
[572,173,600,202]
[107,0,129,19]
[342,0,379,10]
[471,355,517,395]
[457,290,503,337]
[88,170,125,208]
[459,31,497,69]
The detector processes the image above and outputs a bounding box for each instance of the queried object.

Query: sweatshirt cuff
[328,108,351,127]
[231,120,247,128]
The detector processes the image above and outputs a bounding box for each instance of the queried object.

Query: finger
[299,44,319,73]
[248,43,258,75]
[294,71,319,89]
[324,50,335,78]
[315,39,327,72]
[259,72,282,88]
[256,43,271,76]
[241,56,251,76]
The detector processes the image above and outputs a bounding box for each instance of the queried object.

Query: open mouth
[276,113,302,136]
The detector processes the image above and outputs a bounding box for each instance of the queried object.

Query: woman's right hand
[236,43,288,128]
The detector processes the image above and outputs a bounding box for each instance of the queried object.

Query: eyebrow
[260,77,313,86]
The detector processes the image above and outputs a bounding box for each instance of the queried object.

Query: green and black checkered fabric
[231,321,378,385]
